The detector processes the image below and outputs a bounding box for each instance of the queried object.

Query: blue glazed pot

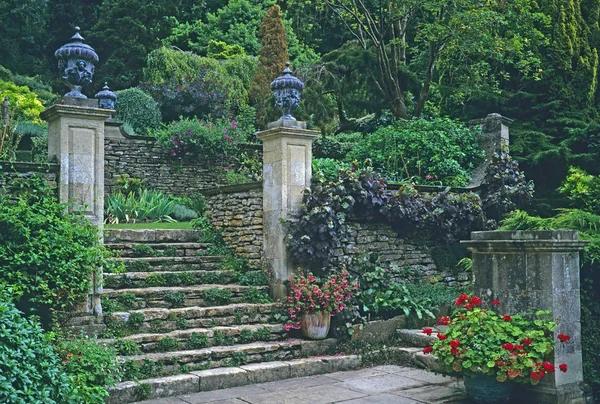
[463,374,514,403]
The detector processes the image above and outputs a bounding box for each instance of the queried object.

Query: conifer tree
[249,5,289,128]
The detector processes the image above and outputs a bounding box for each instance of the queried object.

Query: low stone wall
[336,221,470,287]
[104,137,229,196]
[0,161,59,195]
[202,183,263,269]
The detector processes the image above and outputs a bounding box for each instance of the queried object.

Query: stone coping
[462,230,589,252]
[200,182,262,196]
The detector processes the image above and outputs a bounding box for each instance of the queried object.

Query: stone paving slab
[135,365,468,404]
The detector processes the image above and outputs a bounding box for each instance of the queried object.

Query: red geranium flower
[530,371,544,381]
[491,299,500,305]
[559,364,568,373]
[557,333,571,343]
[450,339,461,348]
[542,362,555,373]
[520,338,532,346]
[422,328,433,336]
[437,316,451,326]
[450,347,459,355]
[455,294,469,306]
[502,342,515,351]
[502,315,512,322]
[469,296,482,307]
[437,333,447,341]
[423,346,433,354]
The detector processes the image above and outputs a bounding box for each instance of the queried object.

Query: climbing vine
[286,158,533,271]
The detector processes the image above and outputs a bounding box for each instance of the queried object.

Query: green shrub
[185,332,211,349]
[155,337,180,352]
[134,383,151,401]
[558,167,600,214]
[164,291,186,308]
[114,88,162,136]
[225,169,253,185]
[54,335,122,403]
[203,288,233,305]
[131,244,156,257]
[171,204,199,221]
[0,79,44,123]
[145,274,167,287]
[312,158,352,181]
[347,118,485,186]
[105,189,176,224]
[242,287,271,304]
[0,287,72,403]
[151,117,245,163]
[0,174,120,324]
[238,271,268,286]
[114,339,141,356]
[213,330,235,346]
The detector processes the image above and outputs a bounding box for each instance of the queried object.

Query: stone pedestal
[462,231,591,403]
[41,102,112,227]
[257,125,318,299]
[468,113,513,187]
[40,101,112,316]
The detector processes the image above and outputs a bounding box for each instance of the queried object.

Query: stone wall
[202,183,263,269]
[0,161,59,195]
[104,137,228,196]
[336,221,471,287]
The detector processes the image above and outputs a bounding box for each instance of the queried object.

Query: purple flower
[170,150,176,156]
[224,135,232,140]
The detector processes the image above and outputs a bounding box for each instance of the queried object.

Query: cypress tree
[249,5,289,129]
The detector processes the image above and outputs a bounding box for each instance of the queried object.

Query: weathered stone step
[106,242,214,258]
[113,256,225,272]
[106,303,276,332]
[108,354,361,404]
[107,323,285,353]
[103,285,270,308]
[104,229,202,243]
[104,270,237,289]
[396,329,437,348]
[122,338,338,376]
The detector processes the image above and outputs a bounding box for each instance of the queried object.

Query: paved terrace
[136,365,467,404]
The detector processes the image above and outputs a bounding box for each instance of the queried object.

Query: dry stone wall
[336,221,471,287]
[0,161,59,195]
[202,183,263,269]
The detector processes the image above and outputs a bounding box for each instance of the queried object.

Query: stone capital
[40,103,113,122]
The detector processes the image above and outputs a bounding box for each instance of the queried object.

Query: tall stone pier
[257,126,318,300]
[462,230,591,403]
[41,99,112,315]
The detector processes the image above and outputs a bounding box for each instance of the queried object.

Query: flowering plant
[423,294,569,384]
[279,270,357,331]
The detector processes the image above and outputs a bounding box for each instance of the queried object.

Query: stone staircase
[102,229,340,403]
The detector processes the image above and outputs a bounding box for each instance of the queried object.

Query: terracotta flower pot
[300,312,331,340]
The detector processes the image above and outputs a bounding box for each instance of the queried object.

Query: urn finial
[95,82,117,110]
[270,62,304,122]
[54,26,99,98]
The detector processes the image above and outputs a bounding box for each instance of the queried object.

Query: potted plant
[422,294,569,403]
[279,270,357,339]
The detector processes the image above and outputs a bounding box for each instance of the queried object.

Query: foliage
[203,288,233,305]
[249,5,289,128]
[54,335,122,403]
[0,80,45,123]
[185,332,211,349]
[225,150,263,184]
[238,271,269,286]
[171,204,199,221]
[280,270,356,331]
[558,167,600,214]
[0,119,22,161]
[242,287,272,304]
[152,117,244,164]
[164,291,186,308]
[312,158,351,182]
[0,287,72,403]
[0,173,120,323]
[104,189,176,224]
[114,340,141,356]
[428,294,568,385]
[347,118,485,186]
[114,88,162,136]
[155,337,180,352]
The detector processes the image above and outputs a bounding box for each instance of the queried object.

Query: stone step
[114,256,225,272]
[106,242,214,258]
[106,303,276,332]
[104,229,202,243]
[105,323,285,353]
[108,354,361,404]
[104,270,237,289]
[396,329,438,348]
[103,285,270,308]
[121,338,338,377]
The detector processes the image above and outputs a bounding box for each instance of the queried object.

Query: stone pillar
[257,126,318,299]
[40,99,112,315]
[468,113,513,187]
[462,230,590,404]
